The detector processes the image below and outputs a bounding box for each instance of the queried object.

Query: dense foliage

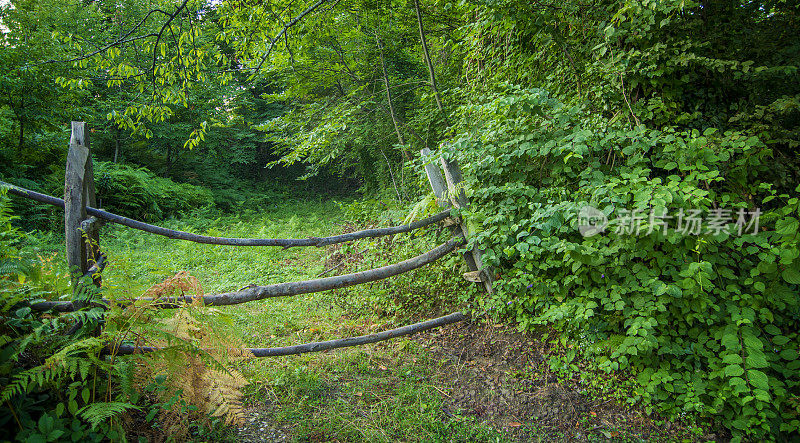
[1,0,798,439]
[94,162,214,222]
[453,88,799,439]
[445,2,800,440]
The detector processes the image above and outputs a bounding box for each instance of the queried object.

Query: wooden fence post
[65,122,102,290]
[421,147,448,204]
[421,149,494,293]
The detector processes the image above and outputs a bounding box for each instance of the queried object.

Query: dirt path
[235,318,713,442]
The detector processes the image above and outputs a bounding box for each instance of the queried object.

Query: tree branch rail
[30,237,464,311]
[1,181,452,247]
[109,311,467,357]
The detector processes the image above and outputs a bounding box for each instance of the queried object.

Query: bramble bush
[448,86,799,440]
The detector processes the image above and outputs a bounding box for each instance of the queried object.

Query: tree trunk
[414,0,444,112]
[376,32,407,150]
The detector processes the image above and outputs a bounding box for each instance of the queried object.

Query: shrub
[450,86,800,440]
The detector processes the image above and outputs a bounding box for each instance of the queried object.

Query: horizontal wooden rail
[31,236,464,312]
[0,181,452,247]
[109,311,468,357]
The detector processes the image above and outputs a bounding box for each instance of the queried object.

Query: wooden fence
[1,122,493,357]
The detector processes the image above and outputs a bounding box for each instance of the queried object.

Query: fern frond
[402,193,438,226]
[46,337,106,367]
[0,257,32,277]
[78,402,141,430]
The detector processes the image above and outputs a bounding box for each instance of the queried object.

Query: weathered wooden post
[421,148,494,293]
[65,121,102,292]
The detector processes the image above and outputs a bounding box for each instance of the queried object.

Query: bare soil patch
[413,319,713,442]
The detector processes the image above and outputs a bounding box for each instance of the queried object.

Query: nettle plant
[447,86,800,440]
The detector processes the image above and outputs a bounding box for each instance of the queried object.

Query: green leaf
[722,331,740,350]
[68,399,78,415]
[773,335,790,346]
[722,354,742,364]
[754,389,771,402]
[38,413,53,433]
[729,377,746,387]
[743,334,763,351]
[47,430,65,442]
[747,369,769,391]
[724,364,744,377]
[775,217,799,235]
[782,267,800,285]
[746,352,768,368]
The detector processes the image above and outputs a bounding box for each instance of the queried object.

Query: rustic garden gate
[2,122,493,356]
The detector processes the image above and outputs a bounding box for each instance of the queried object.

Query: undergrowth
[1,187,256,441]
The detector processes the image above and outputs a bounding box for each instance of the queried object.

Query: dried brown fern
[143,270,202,300]
[127,272,250,438]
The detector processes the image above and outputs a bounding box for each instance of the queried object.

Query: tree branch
[252,0,328,73]
[25,8,172,68]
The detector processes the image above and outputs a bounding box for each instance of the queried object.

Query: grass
[20,198,502,442]
[244,343,505,442]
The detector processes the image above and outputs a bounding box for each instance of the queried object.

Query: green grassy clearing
[21,199,503,442]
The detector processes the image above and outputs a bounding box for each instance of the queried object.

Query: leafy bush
[449,86,799,440]
[434,1,800,439]
[94,161,214,222]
